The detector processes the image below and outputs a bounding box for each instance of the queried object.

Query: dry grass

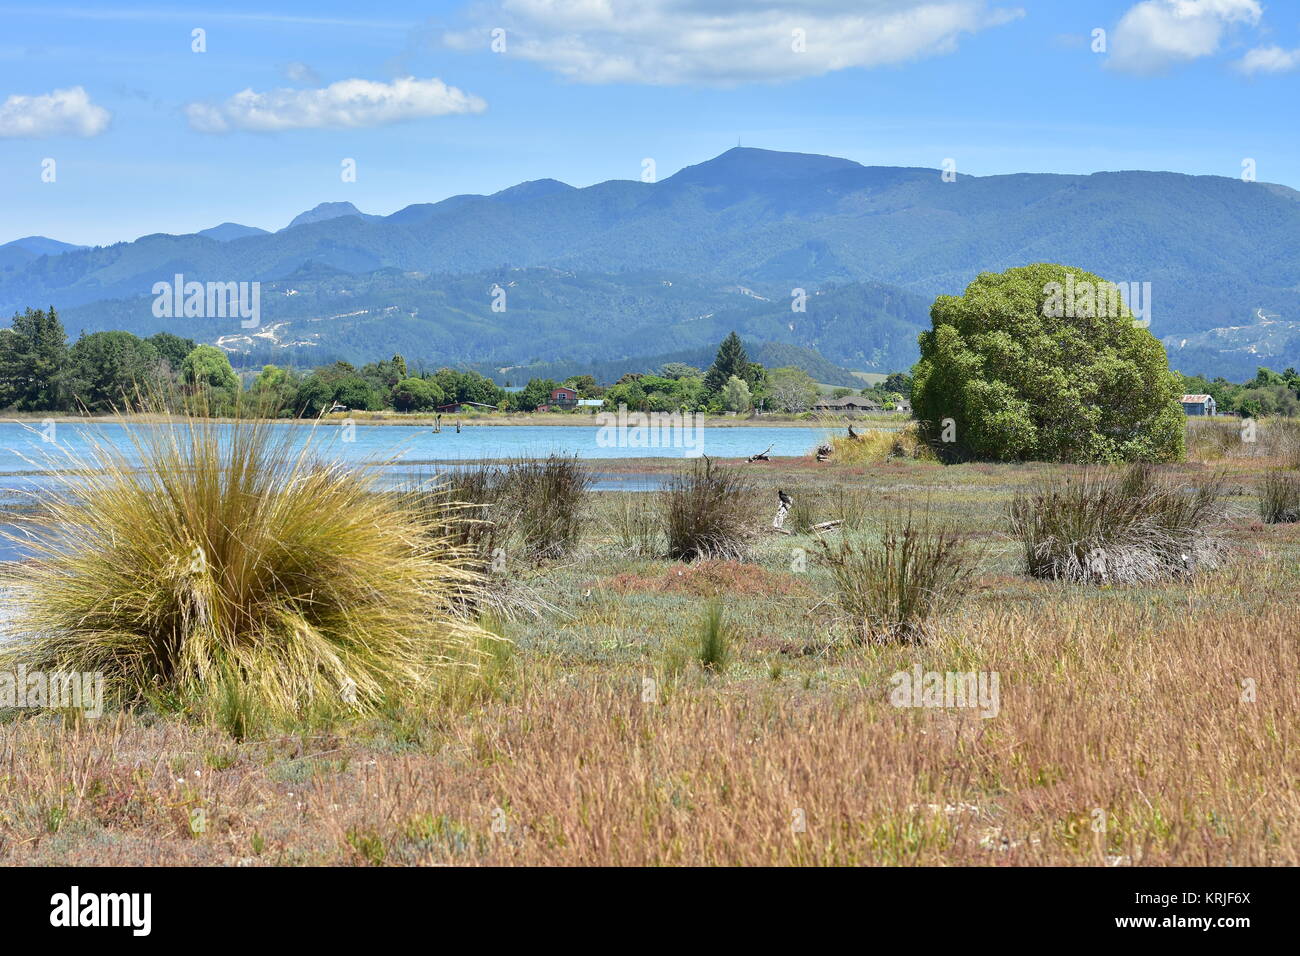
[3,446,1298,867]
[824,423,930,465]
[3,582,1295,865]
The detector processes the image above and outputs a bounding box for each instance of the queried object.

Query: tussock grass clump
[0,414,490,725]
[1259,470,1300,523]
[607,495,661,556]
[507,455,591,559]
[1008,464,1227,583]
[696,601,732,672]
[823,423,929,465]
[820,512,978,644]
[661,457,757,561]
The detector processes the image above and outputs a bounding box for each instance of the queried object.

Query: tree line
[0,311,875,417]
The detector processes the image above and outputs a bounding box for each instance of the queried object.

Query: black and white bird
[777,489,793,509]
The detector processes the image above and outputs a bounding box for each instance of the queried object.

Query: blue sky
[1,0,1296,246]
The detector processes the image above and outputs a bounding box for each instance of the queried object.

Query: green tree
[146,332,198,370]
[518,378,559,411]
[883,372,913,398]
[721,375,752,412]
[766,366,819,413]
[392,377,446,412]
[64,331,159,412]
[704,332,752,394]
[180,345,239,391]
[912,264,1185,462]
[0,306,68,410]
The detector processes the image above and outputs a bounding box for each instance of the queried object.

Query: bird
[778,489,793,508]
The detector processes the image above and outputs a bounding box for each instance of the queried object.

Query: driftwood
[815,443,832,462]
[746,443,773,463]
[847,424,860,440]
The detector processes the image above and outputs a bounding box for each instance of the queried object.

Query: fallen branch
[746,443,774,463]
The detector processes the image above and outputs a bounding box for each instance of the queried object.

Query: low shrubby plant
[1008,464,1227,583]
[0,413,491,728]
[823,423,929,465]
[820,511,978,644]
[695,601,733,672]
[661,457,757,561]
[1259,470,1300,524]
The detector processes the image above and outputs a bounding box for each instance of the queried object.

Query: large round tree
[911,263,1185,462]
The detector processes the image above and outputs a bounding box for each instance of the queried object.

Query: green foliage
[146,332,198,370]
[516,378,559,411]
[912,264,1186,463]
[181,344,239,391]
[704,332,753,394]
[392,376,445,412]
[766,366,818,413]
[695,601,732,673]
[0,411,491,727]
[721,375,752,412]
[0,306,67,410]
[64,331,159,412]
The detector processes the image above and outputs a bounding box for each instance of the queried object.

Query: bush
[507,455,591,559]
[911,263,1186,463]
[0,413,489,726]
[1008,464,1226,583]
[1259,470,1300,523]
[820,511,978,644]
[661,457,757,561]
[822,423,929,465]
[695,601,732,672]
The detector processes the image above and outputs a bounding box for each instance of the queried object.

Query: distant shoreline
[2,411,906,430]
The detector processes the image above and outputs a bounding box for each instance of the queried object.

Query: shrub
[507,455,591,559]
[820,511,978,644]
[911,263,1186,462]
[1259,470,1300,523]
[823,423,928,465]
[0,413,489,726]
[1008,464,1226,583]
[696,601,732,672]
[661,457,757,561]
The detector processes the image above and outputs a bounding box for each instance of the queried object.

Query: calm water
[0,421,838,561]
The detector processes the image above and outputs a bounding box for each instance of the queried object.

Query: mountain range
[4,147,1299,381]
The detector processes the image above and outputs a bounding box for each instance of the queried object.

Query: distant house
[892,399,912,415]
[1180,394,1217,416]
[549,386,579,409]
[812,396,881,415]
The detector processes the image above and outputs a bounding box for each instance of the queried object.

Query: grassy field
[1,423,1297,866]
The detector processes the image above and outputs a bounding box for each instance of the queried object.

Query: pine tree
[704,331,750,394]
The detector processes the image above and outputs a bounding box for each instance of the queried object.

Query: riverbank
[3,409,907,429]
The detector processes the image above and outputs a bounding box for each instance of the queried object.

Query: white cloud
[445,0,1024,85]
[185,76,486,133]
[0,85,110,138]
[1108,0,1262,74]
[1235,44,1300,74]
